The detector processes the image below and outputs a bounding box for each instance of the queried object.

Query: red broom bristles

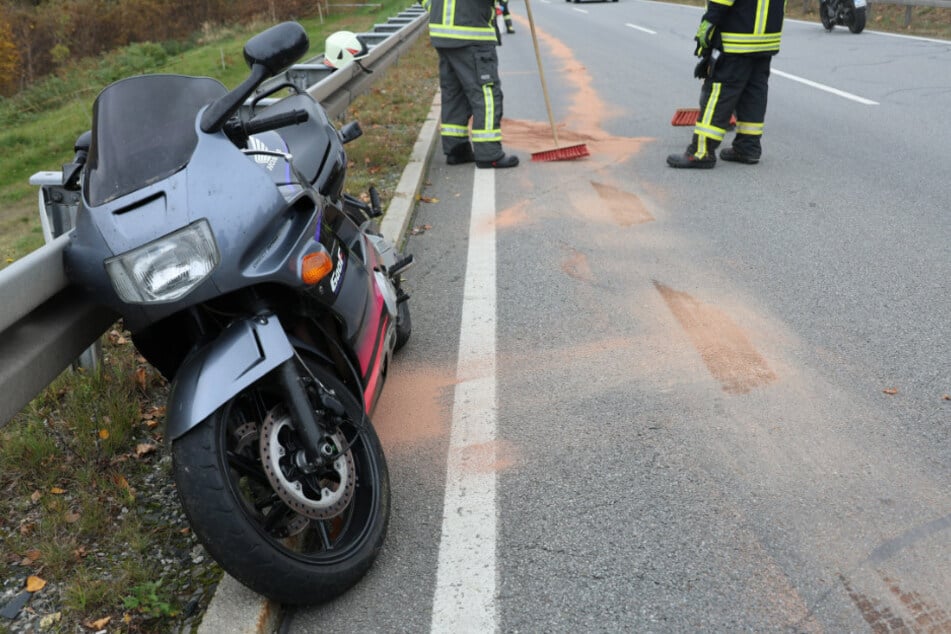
[530,143,590,162]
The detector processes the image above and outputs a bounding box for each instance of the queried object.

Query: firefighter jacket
[702,0,784,55]
[424,0,497,48]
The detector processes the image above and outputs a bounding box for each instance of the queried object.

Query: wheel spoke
[263,500,295,532]
[315,520,334,550]
[226,450,268,484]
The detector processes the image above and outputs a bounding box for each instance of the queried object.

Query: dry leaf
[113,474,131,491]
[88,616,111,629]
[72,546,87,560]
[65,510,80,523]
[30,490,41,503]
[418,196,439,204]
[25,575,46,592]
[20,549,41,566]
[19,522,35,536]
[50,487,65,495]
[135,443,158,458]
[943,394,950,401]
[98,429,110,440]
[410,224,433,235]
[883,388,898,395]
[135,367,148,391]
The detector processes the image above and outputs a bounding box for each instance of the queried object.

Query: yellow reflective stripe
[710,0,734,6]
[472,130,502,142]
[720,32,781,53]
[720,31,782,42]
[441,124,469,137]
[755,0,768,33]
[735,121,764,135]
[694,83,724,149]
[695,135,707,158]
[473,87,501,140]
[443,0,454,27]
[429,25,497,39]
[699,82,720,126]
[695,123,725,140]
[482,84,494,133]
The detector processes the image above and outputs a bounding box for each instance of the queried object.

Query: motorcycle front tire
[171,355,390,605]
[849,6,866,32]
[819,0,835,30]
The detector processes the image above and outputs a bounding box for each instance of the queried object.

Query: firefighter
[497,0,515,34]
[667,0,784,168]
[423,0,519,168]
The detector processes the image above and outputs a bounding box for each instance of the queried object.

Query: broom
[523,0,589,162]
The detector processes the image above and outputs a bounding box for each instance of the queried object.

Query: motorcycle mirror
[243,22,309,76]
[339,121,363,145]
[74,130,91,154]
[201,22,309,135]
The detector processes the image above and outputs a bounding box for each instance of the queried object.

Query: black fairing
[261,93,347,197]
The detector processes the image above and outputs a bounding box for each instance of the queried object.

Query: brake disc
[259,407,356,521]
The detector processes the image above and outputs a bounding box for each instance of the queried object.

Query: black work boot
[476,154,519,169]
[667,136,717,169]
[666,151,716,169]
[446,144,475,165]
[720,147,759,164]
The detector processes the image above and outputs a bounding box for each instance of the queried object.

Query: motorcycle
[60,21,412,604]
[820,0,867,33]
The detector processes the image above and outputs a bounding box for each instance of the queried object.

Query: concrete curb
[196,92,440,634]
[379,92,441,246]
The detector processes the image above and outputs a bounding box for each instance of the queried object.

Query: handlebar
[224,108,310,144]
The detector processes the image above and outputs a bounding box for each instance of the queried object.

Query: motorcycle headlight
[105,220,219,304]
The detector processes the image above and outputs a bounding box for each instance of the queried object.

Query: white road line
[573,7,589,12]
[626,22,657,34]
[773,68,879,105]
[430,168,498,634]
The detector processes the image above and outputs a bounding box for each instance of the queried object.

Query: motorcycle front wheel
[819,0,835,30]
[849,6,866,32]
[172,355,390,605]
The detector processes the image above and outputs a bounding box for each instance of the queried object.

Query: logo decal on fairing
[248,136,279,171]
[329,246,346,293]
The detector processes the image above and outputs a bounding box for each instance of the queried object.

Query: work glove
[693,48,720,79]
[694,52,711,79]
[694,19,715,55]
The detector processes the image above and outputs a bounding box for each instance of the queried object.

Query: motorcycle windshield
[84,74,227,206]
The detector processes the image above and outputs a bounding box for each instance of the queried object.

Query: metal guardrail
[0,6,428,428]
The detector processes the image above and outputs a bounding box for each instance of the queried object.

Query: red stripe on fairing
[362,313,389,412]
[357,282,385,372]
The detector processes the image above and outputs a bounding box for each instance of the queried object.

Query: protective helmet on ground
[323,31,369,69]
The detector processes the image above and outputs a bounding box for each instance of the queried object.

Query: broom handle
[522,0,560,148]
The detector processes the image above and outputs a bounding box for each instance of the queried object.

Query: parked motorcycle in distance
[61,21,413,604]
[820,0,867,33]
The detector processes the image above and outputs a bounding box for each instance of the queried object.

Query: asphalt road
[285,2,951,631]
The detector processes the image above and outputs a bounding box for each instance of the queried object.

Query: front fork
[276,357,346,465]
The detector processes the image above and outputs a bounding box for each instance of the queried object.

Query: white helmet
[323,31,369,69]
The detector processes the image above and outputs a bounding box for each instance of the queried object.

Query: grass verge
[0,10,438,634]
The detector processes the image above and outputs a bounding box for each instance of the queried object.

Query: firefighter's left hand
[695,19,715,51]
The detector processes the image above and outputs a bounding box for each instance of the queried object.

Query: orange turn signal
[300,252,333,285]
